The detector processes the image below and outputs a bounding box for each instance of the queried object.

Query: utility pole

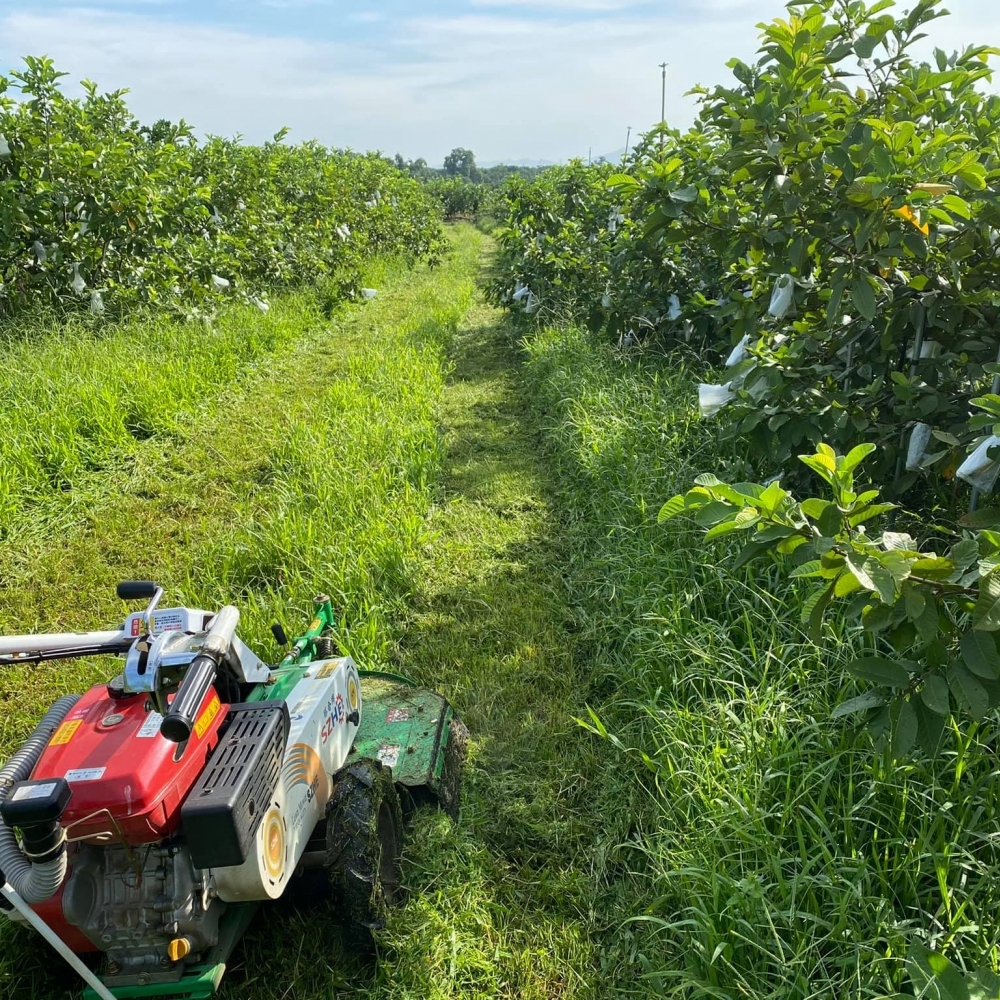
[624,125,632,165]
[588,146,592,166]
[659,61,668,154]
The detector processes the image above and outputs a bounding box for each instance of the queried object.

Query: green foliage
[443,146,481,182]
[0,56,442,319]
[488,0,1000,496]
[906,942,1000,999]
[488,162,622,327]
[425,177,485,218]
[663,441,1000,755]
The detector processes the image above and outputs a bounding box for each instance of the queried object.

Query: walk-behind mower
[0,583,467,999]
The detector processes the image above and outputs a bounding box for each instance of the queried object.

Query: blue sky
[0,0,997,164]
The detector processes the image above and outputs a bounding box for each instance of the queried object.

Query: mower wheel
[437,718,469,820]
[325,758,403,940]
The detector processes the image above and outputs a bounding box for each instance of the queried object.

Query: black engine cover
[181,701,289,870]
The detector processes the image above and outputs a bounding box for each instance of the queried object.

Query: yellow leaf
[894,204,930,236]
[912,182,952,196]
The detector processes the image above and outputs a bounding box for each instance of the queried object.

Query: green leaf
[921,673,951,715]
[907,942,972,1000]
[790,560,824,579]
[734,507,763,529]
[826,280,847,328]
[941,193,972,219]
[846,555,896,603]
[818,504,843,537]
[755,524,797,543]
[912,555,957,580]
[849,503,897,527]
[658,495,688,522]
[831,689,885,718]
[704,519,747,540]
[801,498,833,520]
[971,393,1000,418]
[956,163,988,191]
[968,968,1000,1000]
[732,539,775,569]
[868,704,891,741]
[607,173,640,192]
[973,574,1000,632]
[948,661,990,720]
[841,443,876,473]
[959,508,1000,529]
[871,561,898,604]
[694,501,736,527]
[670,185,698,203]
[846,656,909,688]
[950,538,980,574]
[835,571,863,597]
[914,697,946,756]
[854,35,879,59]
[862,603,894,632]
[892,698,918,758]
[904,585,926,621]
[870,144,894,179]
[851,273,877,321]
[801,581,837,641]
[961,630,1000,679]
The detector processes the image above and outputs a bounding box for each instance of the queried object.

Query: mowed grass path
[0,226,633,999]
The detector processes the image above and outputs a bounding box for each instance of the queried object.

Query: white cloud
[470,0,639,10]
[0,1,998,164]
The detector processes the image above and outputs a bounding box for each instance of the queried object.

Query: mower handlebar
[159,605,239,743]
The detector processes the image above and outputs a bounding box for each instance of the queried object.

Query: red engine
[18,684,227,955]
[31,681,228,845]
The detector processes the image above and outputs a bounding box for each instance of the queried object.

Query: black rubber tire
[436,717,469,820]
[325,758,403,939]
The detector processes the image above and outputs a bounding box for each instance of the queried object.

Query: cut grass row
[0,225,652,1000]
[0,229,480,998]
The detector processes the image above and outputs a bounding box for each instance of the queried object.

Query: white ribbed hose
[0,695,80,904]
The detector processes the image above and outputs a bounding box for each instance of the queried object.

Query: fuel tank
[31,682,227,845]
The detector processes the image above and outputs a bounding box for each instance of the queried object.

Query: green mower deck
[350,673,459,795]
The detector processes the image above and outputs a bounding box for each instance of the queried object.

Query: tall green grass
[195,288,467,663]
[521,325,1000,997]
[6,230,1000,1000]
[0,297,324,534]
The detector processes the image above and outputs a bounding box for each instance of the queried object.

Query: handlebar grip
[117,581,158,601]
[160,655,217,743]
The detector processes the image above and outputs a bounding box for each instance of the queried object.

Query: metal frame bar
[0,630,126,657]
